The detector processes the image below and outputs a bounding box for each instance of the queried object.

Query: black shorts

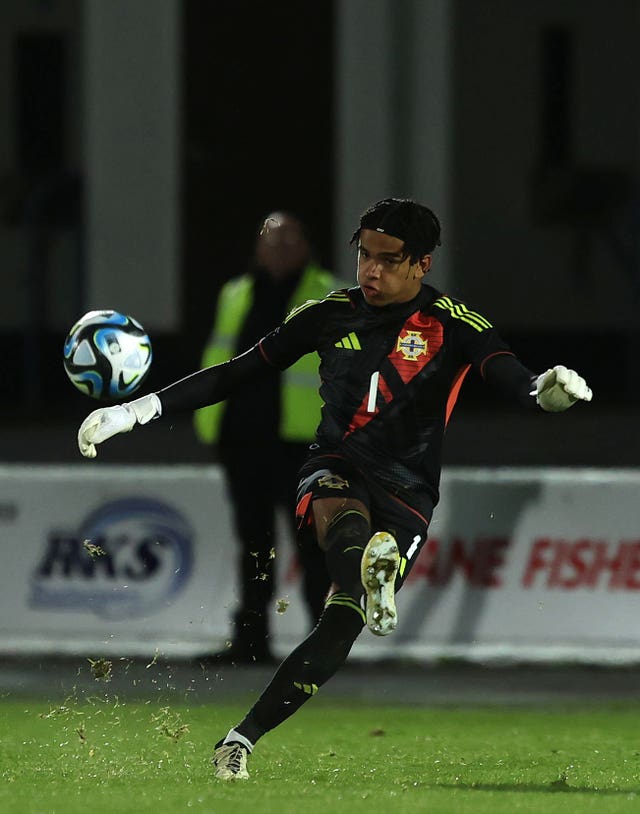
[295,452,433,590]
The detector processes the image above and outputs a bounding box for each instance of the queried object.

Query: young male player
[77,198,593,780]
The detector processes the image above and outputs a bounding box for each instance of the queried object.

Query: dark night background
[0,1,638,466]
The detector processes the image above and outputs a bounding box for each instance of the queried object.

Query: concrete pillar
[334,0,453,290]
[83,0,180,330]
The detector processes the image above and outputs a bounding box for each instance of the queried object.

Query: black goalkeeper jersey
[258,284,524,504]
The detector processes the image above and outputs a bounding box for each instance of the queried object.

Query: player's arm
[159,346,271,412]
[479,352,536,407]
[77,347,273,458]
[481,352,592,411]
[445,296,593,411]
[77,298,325,458]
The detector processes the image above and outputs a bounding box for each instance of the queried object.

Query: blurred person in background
[77,198,593,780]
[193,212,335,665]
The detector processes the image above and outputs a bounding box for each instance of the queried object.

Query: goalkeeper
[77,197,592,781]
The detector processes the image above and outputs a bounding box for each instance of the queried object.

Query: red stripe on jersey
[388,314,444,383]
[378,374,393,404]
[344,315,444,438]
[445,364,471,425]
[345,372,393,436]
[346,389,378,435]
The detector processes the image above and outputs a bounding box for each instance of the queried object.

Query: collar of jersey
[354,285,434,317]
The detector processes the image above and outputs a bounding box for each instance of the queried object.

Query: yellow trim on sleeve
[434,296,492,332]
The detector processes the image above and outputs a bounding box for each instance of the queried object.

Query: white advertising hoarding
[0,465,638,663]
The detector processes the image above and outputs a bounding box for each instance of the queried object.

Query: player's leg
[212,591,365,780]
[306,477,402,638]
[213,458,371,778]
[364,483,433,633]
[212,461,433,780]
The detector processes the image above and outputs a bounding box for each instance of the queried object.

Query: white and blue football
[63,310,152,400]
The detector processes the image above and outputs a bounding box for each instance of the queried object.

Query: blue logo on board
[30,498,193,619]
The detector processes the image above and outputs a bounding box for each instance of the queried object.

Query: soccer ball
[63,310,152,400]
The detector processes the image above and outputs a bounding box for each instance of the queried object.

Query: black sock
[323,509,370,596]
[234,601,365,744]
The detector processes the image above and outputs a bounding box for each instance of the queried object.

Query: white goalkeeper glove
[78,393,162,458]
[530,365,593,412]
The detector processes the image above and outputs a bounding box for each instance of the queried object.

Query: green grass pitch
[1,695,639,814]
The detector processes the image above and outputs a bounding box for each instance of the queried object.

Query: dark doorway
[181,0,336,365]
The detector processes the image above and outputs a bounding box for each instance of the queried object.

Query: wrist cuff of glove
[128,393,162,425]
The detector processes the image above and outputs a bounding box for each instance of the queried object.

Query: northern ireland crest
[395,330,428,361]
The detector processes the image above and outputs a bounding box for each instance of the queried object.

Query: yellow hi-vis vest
[193,264,335,444]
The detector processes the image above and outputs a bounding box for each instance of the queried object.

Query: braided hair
[351,198,442,263]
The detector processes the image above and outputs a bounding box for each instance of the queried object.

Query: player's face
[357,229,430,306]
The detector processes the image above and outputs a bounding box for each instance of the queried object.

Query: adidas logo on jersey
[335,332,361,350]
